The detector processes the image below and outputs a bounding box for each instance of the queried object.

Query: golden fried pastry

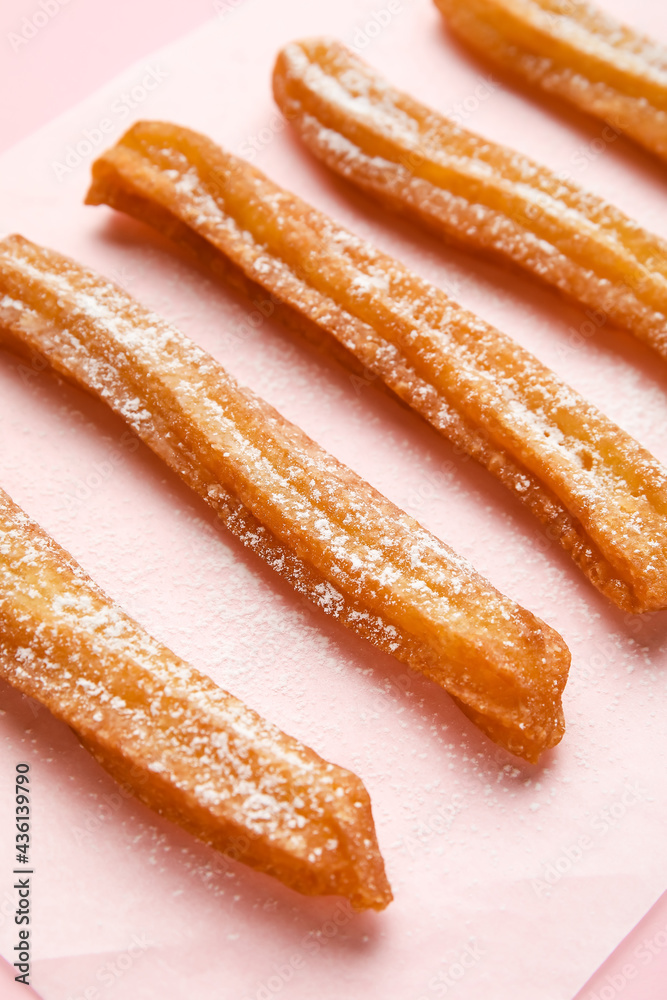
[273,38,667,360]
[0,235,569,763]
[0,487,391,909]
[433,0,667,163]
[84,123,667,617]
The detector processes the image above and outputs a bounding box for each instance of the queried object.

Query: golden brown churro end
[0,484,392,910]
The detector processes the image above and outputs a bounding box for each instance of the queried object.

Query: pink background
[0,0,667,1000]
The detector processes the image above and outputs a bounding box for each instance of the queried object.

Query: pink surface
[0,0,214,154]
[1,1,667,998]
[574,890,667,999]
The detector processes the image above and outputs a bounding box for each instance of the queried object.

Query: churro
[84,122,667,615]
[0,487,391,909]
[432,0,667,164]
[273,38,667,360]
[0,234,570,762]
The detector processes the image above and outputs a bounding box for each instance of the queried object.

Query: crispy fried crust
[272,38,667,359]
[433,0,667,163]
[84,121,667,614]
[0,487,392,909]
[0,235,569,762]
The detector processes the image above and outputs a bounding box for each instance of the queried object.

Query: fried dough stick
[85,123,667,615]
[0,235,569,763]
[0,488,391,909]
[273,38,667,360]
[433,0,667,164]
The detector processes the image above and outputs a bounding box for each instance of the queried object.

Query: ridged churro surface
[85,122,667,615]
[0,235,570,762]
[0,487,392,909]
[433,0,667,163]
[273,38,667,360]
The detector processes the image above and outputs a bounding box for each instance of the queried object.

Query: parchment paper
[1,1,666,997]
